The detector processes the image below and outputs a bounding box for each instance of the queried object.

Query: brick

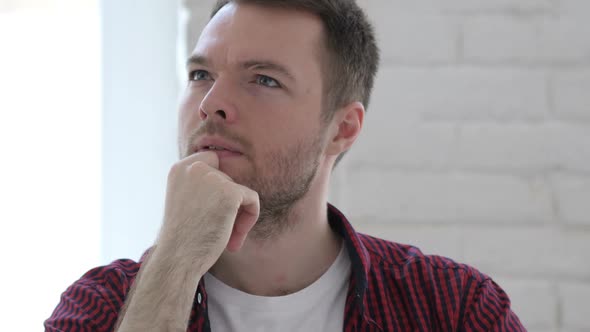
[451,124,552,171]
[343,170,553,225]
[356,0,439,14]
[552,70,590,121]
[558,0,590,18]
[371,67,548,122]
[553,175,590,226]
[348,123,554,172]
[549,124,590,173]
[347,123,456,169]
[454,124,590,173]
[462,227,590,279]
[463,17,590,63]
[371,13,458,63]
[358,0,554,14]
[441,0,554,13]
[494,278,556,329]
[560,282,590,329]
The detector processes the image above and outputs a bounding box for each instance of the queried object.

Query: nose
[199,108,228,121]
[199,80,237,123]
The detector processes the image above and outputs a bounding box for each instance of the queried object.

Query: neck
[208,162,341,296]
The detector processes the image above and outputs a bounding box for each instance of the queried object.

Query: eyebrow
[185,55,296,82]
[186,54,210,68]
[241,60,296,82]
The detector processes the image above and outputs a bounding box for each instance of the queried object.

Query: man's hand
[158,150,260,271]
[115,151,259,332]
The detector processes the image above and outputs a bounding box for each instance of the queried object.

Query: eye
[189,70,212,82]
[255,75,281,88]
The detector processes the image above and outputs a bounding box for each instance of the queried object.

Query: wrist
[148,243,206,283]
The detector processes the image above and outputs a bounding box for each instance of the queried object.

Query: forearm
[115,247,204,332]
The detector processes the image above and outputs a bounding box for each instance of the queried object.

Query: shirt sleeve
[462,278,527,332]
[44,261,138,332]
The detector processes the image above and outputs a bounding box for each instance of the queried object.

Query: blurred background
[1,0,588,330]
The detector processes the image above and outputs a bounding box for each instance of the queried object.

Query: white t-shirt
[204,244,351,332]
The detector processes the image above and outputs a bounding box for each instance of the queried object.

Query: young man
[46,0,526,331]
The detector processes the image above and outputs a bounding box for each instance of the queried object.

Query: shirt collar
[327,203,373,319]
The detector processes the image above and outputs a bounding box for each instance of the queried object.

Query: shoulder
[79,258,141,288]
[359,232,485,281]
[358,232,492,296]
[358,233,524,330]
[77,258,143,311]
[45,258,143,331]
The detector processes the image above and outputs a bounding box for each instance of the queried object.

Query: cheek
[247,93,310,127]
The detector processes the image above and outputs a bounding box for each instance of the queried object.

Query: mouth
[196,145,238,153]
[192,137,244,157]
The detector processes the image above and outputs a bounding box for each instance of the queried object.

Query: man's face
[177,3,329,232]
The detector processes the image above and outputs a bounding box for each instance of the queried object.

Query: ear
[325,101,364,157]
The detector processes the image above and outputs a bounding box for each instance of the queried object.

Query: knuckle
[202,170,224,183]
[167,162,183,180]
[187,161,209,175]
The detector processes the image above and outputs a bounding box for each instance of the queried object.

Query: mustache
[186,121,252,155]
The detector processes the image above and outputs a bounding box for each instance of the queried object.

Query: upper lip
[193,136,243,154]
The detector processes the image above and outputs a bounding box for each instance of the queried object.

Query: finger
[181,150,220,170]
[226,185,260,252]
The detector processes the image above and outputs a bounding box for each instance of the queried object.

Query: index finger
[225,184,260,252]
[179,150,220,170]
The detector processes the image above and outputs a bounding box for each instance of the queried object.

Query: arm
[113,246,204,331]
[44,249,205,332]
[114,151,259,331]
[46,151,259,332]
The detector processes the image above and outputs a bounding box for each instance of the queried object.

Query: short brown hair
[210,0,380,163]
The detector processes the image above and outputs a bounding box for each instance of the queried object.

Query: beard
[179,121,326,240]
[239,134,324,240]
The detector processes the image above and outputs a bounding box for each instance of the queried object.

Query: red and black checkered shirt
[46,204,526,331]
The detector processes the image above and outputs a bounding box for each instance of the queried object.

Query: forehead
[193,3,325,75]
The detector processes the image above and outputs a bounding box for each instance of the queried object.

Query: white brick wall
[342,169,554,225]
[368,12,459,63]
[463,17,590,64]
[370,67,550,122]
[553,175,590,226]
[553,70,590,121]
[560,282,590,330]
[183,0,590,330]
